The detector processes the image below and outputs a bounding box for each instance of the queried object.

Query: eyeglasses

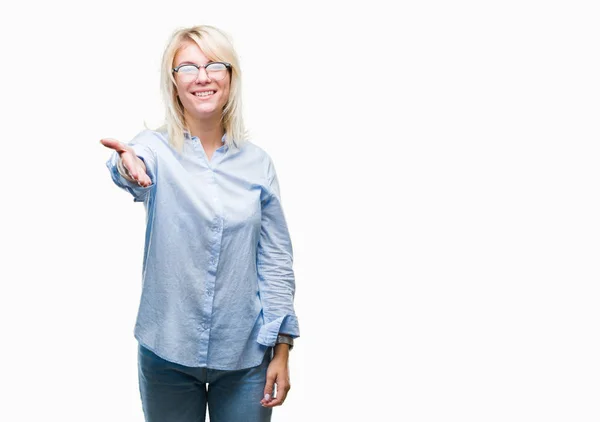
[172,62,231,81]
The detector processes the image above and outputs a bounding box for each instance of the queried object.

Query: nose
[195,67,211,83]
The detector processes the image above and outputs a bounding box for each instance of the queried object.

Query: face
[172,40,231,121]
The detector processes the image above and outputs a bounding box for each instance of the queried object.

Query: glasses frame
[172,62,232,81]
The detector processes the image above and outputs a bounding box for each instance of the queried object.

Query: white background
[0,0,598,421]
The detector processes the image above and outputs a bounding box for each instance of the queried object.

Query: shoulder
[239,140,274,171]
[129,129,171,150]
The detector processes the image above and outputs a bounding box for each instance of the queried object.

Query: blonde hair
[154,25,246,153]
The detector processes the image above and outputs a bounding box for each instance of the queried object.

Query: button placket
[201,172,223,334]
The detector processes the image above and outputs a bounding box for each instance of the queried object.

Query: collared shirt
[105,129,299,369]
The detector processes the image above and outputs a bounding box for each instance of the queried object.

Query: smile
[193,90,216,98]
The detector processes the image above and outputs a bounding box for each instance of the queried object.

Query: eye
[178,65,198,73]
[206,62,227,71]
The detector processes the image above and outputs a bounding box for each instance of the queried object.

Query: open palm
[100,138,152,187]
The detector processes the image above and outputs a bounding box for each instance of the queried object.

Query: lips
[192,90,216,99]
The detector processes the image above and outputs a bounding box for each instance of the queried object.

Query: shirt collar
[183,130,227,144]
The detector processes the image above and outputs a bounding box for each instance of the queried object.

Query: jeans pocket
[263,346,273,365]
[138,343,169,366]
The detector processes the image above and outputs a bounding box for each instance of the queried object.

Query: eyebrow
[176,60,213,67]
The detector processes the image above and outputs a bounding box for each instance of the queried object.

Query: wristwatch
[275,334,294,350]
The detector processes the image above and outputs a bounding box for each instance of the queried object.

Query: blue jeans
[138,343,273,422]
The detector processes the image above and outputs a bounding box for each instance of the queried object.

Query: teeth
[195,91,215,97]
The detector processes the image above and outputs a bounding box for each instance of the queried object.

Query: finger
[121,154,140,180]
[261,374,275,406]
[129,156,150,184]
[137,174,151,187]
[133,163,153,186]
[262,382,290,407]
[134,164,146,184]
[138,167,152,186]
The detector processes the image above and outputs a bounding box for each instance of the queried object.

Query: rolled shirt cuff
[256,314,300,347]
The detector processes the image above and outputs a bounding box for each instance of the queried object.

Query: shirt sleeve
[105,132,158,203]
[256,156,300,347]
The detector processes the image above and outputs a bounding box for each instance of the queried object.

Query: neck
[184,113,225,149]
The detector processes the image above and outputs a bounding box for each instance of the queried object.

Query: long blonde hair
[154,25,246,152]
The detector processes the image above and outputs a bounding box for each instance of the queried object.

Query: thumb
[100,138,129,154]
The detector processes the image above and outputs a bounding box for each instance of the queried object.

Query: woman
[101,25,299,422]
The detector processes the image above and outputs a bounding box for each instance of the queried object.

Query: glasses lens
[177,65,198,80]
[206,63,228,81]
[176,63,229,81]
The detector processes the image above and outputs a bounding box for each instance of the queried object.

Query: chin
[197,104,219,114]
[187,106,219,119]
[183,97,226,118]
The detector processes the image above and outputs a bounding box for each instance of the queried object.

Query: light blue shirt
[105,129,299,369]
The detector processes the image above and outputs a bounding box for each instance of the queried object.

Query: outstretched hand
[100,138,152,187]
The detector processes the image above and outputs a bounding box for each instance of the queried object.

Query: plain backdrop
[0,0,599,421]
